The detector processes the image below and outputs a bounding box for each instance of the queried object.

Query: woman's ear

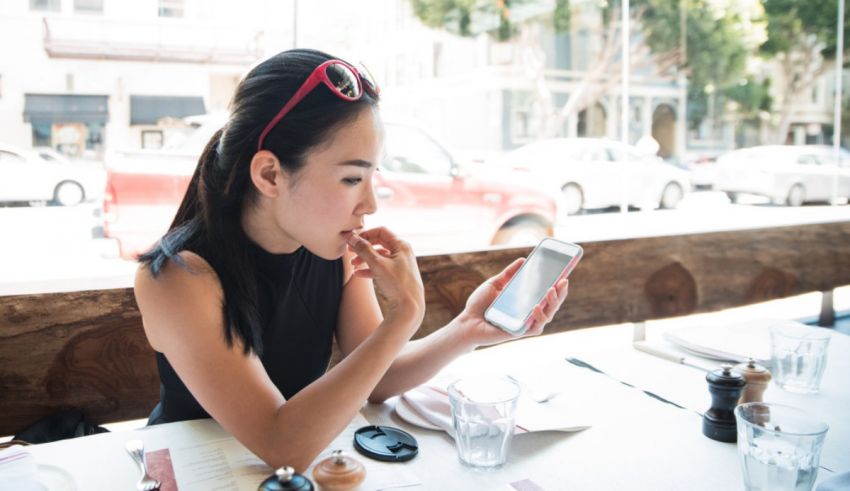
[249,150,284,198]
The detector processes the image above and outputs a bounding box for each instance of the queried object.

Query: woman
[134,48,569,471]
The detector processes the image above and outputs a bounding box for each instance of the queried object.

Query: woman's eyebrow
[336,159,374,168]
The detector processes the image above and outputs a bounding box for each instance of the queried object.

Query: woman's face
[272,107,383,259]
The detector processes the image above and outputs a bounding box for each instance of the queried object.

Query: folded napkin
[0,445,42,490]
[398,385,592,438]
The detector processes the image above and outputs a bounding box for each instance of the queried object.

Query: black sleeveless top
[147,243,343,425]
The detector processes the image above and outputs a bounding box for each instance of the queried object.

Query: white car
[0,143,105,206]
[498,138,690,215]
[715,145,850,206]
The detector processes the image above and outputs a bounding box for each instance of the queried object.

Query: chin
[305,240,347,261]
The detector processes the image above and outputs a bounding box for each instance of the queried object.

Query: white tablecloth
[18,323,850,490]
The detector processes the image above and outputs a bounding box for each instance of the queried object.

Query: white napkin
[399,385,592,437]
[400,385,457,437]
[0,445,43,490]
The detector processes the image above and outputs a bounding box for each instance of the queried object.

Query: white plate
[38,464,77,491]
[394,397,442,431]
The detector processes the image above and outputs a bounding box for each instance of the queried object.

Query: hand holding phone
[484,238,583,336]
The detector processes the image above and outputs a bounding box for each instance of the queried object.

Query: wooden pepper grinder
[703,364,747,443]
[734,358,771,404]
[312,450,366,491]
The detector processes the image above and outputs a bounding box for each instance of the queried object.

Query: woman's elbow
[367,390,391,405]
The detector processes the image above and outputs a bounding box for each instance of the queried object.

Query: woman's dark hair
[138,48,380,355]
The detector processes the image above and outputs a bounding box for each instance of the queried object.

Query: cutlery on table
[505,374,561,404]
[125,439,161,491]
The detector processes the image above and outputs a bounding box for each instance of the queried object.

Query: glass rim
[768,324,832,341]
[447,375,520,405]
[735,402,829,437]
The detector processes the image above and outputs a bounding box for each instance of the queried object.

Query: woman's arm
[337,256,570,404]
[136,232,423,472]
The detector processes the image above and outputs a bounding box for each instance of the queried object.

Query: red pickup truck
[103,118,556,258]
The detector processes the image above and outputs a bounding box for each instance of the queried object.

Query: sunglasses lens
[357,62,380,96]
[327,63,361,99]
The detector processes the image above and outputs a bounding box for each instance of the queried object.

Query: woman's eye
[342,177,363,185]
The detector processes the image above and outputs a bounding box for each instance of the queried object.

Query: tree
[760,0,850,143]
[407,0,758,139]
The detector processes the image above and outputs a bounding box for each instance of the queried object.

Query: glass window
[142,130,164,150]
[30,0,60,11]
[74,0,103,14]
[31,122,52,147]
[158,0,184,18]
[384,125,453,176]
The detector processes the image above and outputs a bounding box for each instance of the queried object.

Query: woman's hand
[457,258,570,348]
[346,227,425,327]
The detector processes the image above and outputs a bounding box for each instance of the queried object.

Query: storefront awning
[129,95,206,125]
[23,94,109,124]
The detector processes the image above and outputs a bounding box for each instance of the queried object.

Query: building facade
[0,0,294,158]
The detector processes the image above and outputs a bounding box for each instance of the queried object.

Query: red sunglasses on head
[257,59,380,151]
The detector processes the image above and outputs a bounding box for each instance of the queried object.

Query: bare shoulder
[134,251,224,350]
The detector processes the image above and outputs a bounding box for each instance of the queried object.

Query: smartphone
[484,238,583,336]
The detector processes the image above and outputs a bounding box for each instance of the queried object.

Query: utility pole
[833,0,845,204]
[292,0,298,49]
[620,0,631,213]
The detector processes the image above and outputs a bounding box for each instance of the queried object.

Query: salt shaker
[258,466,315,491]
[734,358,771,404]
[312,450,366,491]
[703,364,747,443]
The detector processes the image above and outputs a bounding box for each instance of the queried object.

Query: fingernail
[346,231,360,246]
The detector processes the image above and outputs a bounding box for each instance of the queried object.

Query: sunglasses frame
[257,59,379,151]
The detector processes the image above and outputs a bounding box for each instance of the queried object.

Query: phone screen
[491,247,575,319]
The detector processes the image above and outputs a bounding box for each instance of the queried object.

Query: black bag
[13,409,109,444]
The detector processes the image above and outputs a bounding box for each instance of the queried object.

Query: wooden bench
[2,221,849,437]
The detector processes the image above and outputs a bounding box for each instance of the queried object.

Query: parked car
[103,117,557,258]
[714,145,850,206]
[497,138,690,216]
[677,150,725,190]
[0,143,105,206]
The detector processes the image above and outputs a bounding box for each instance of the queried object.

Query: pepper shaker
[734,358,771,404]
[258,466,315,491]
[703,364,747,443]
[312,450,366,491]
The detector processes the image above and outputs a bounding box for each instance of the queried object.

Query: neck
[240,201,300,254]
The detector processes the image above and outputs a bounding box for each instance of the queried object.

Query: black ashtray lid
[353,425,418,462]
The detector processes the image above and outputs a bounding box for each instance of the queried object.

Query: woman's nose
[358,182,378,215]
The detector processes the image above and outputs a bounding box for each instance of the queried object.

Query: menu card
[661,318,780,364]
[148,413,421,490]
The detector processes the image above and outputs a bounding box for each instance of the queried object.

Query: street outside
[2,190,849,295]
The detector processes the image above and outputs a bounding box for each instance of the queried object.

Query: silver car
[715,145,850,206]
[0,143,105,206]
[499,138,690,215]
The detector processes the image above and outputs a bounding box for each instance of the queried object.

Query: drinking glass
[769,323,830,394]
[736,402,828,491]
[448,375,520,469]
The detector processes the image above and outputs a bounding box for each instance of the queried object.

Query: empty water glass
[769,324,831,394]
[448,375,520,469]
[736,402,828,491]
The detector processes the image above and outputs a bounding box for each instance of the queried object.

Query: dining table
[11,319,850,491]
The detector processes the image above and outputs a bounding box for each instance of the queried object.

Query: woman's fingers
[540,279,569,320]
[525,279,570,335]
[357,227,405,253]
[350,245,391,267]
[490,258,525,290]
